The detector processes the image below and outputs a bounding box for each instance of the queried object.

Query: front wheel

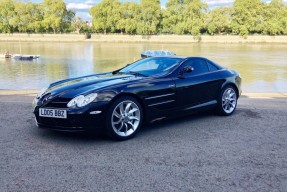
[105,96,143,141]
[217,85,238,116]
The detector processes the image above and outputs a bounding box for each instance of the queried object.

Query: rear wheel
[217,85,237,116]
[105,96,143,140]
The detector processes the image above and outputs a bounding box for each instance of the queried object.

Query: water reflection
[0,42,286,92]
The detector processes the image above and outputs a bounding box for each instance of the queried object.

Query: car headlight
[32,98,38,109]
[67,93,98,108]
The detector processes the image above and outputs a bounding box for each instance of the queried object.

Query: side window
[182,59,209,76]
[206,61,219,72]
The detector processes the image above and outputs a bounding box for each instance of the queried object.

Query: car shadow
[32,110,219,143]
[32,127,107,143]
[30,109,249,144]
[141,111,216,134]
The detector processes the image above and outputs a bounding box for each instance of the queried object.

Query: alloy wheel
[222,88,237,114]
[111,100,141,137]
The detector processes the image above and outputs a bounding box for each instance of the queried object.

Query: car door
[141,77,176,110]
[174,58,224,108]
[125,59,177,111]
[127,77,176,121]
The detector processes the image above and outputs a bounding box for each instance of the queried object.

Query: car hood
[43,73,141,98]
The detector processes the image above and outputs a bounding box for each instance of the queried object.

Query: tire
[216,85,238,116]
[105,96,143,141]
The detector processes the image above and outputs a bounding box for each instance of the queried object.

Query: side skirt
[184,100,218,111]
[148,100,218,123]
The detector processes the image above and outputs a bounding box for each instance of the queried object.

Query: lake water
[0,42,286,92]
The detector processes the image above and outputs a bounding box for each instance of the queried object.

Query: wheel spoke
[227,89,231,95]
[119,103,125,115]
[113,118,122,124]
[128,108,138,114]
[128,122,135,130]
[124,123,128,134]
[229,103,233,110]
[129,116,139,121]
[125,103,132,113]
[113,111,121,118]
[117,122,124,131]
[224,103,228,110]
[229,92,235,98]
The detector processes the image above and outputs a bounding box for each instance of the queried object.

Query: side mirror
[183,66,194,73]
[179,66,194,78]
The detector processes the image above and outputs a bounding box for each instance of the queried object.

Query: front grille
[44,97,71,108]
[46,101,68,108]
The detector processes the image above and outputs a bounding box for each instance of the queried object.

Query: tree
[231,0,265,36]
[62,10,75,33]
[90,0,121,33]
[0,0,75,33]
[72,17,85,34]
[161,0,185,34]
[261,0,287,35]
[26,3,45,33]
[11,2,45,33]
[117,2,140,34]
[183,0,208,36]
[137,0,161,35]
[42,0,69,33]
[11,2,27,32]
[1,0,287,35]
[205,7,231,35]
[162,0,207,35]
[0,0,16,33]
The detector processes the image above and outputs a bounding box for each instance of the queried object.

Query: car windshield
[119,57,183,77]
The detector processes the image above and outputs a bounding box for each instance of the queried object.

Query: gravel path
[0,95,286,192]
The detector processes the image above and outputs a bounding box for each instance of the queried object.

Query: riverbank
[1,33,287,43]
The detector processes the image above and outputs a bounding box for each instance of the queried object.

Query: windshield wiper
[128,71,147,77]
[112,71,123,75]
[112,64,131,74]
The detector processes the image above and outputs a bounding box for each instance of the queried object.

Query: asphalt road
[0,93,287,192]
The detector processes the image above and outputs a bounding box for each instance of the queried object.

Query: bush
[85,33,91,39]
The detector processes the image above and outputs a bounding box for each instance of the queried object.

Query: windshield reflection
[119,57,183,77]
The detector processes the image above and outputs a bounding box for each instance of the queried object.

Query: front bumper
[33,101,108,132]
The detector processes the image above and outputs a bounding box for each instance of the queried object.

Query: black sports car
[33,56,241,140]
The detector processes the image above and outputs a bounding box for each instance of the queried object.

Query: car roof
[149,56,208,60]
[149,56,223,69]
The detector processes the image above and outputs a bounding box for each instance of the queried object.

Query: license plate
[39,108,67,119]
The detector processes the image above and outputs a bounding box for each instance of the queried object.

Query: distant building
[85,21,92,27]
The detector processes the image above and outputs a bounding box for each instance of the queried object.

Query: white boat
[0,53,11,58]
[12,54,40,60]
[141,50,176,58]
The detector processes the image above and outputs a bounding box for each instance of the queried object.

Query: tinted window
[130,60,159,71]
[182,59,209,76]
[207,61,219,71]
[120,57,183,76]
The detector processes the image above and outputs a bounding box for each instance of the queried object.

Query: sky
[22,0,286,21]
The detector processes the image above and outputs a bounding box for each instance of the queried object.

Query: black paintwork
[33,56,242,131]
